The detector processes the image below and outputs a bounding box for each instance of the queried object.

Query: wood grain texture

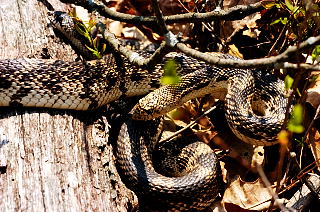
[0,0,137,211]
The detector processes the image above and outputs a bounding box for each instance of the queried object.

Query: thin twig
[256,165,294,212]
[150,0,168,34]
[98,25,173,68]
[99,24,320,71]
[304,104,320,139]
[280,62,320,71]
[268,22,288,56]
[175,35,320,69]
[293,155,320,200]
[161,105,217,143]
[273,144,288,210]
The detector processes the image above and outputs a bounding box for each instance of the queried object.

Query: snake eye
[53,11,66,23]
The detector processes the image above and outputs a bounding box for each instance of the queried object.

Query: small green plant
[287,104,304,134]
[160,59,181,85]
[263,0,320,42]
[69,10,106,59]
[312,45,320,62]
[284,75,294,90]
[294,137,305,147]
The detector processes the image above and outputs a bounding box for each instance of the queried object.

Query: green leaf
[69,8,77,18]
[292,6,300,15]
[101,43,107,54]
[271,19,281,25]
[160,59,181,85]
[287,104,304,134]
[281,17,288,24]
[296,88,302,97]
[261,1,278,9]
[161,76,180,85]
[93,37,99,48]
[271,17,287,25]
[312,45,320,61]
[294,137,304,146]
[287,123,304,133]
[284,75,294,90]
[88,18,96,29]
[285,0,294,11]
[311,74,319,82]
[68,11,105,59]
[292,104,303,124]
[86,46,102,59]
[74,23,91,42]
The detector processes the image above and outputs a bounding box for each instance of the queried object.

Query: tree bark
[0,0,137,211]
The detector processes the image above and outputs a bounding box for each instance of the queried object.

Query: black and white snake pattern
[0,11,288,211]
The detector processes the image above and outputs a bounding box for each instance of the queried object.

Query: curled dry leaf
[223,140,265,179]
[307,127,320,171]
[194,128,218,145]
[223,176,286,211]
[305,73,320,171]
[222,0,261,38]
[306,73,320,109]
[216,126,265,173]
[228,44,244,58]
[210,201,227,212]
[168,101,196,122]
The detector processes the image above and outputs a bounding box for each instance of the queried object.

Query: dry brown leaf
[306,73,320,109]
[211,201,227,212]
[221,0,261,38]
[218,131,264,170]
[228,44,244,58]
[223,176,284,211]
[194,128,218,144]
[307,127,320,171]
[167,106,193,124]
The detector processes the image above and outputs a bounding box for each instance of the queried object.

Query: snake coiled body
[0,12,289,211]
[117,118,222,211]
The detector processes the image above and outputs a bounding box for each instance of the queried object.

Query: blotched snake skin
[0,11,289,211]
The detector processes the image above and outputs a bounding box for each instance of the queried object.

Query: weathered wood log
[0,0,137,211]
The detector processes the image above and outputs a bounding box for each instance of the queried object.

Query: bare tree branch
[175,36,320,69]
[150,0,168,34]
[149,0,179,48]
[280,62,320,71]
[59,1,320,72]
[99,24,320,71]
[59,0,264,25]
[98,25,173,68]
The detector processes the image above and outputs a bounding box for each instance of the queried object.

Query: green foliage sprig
[287,104,304,134]
[161,59,181,85]
[69,10,106,59]
[264,0,320,41]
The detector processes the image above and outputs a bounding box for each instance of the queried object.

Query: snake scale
[0,12,288,211]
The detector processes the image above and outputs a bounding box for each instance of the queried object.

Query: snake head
[131,99,166,120]
[130,104,154,120]
[130,87,177,120]
[48,11,75,32]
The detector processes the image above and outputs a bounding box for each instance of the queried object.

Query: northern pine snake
[0,11,288,211]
